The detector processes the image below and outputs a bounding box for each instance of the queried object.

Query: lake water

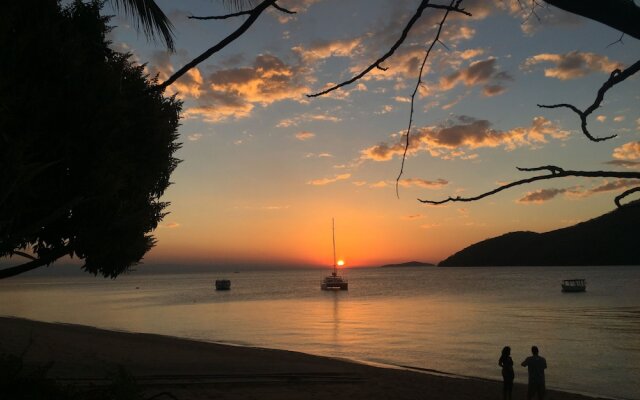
[1,266,639,399]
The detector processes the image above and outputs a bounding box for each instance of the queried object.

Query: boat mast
[332,218,337,275]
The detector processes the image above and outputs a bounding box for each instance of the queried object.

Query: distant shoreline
[0,317,609,400]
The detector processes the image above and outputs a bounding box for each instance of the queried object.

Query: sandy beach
[0,317,608,400]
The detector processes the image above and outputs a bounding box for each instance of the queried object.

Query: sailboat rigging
[321,219,348,290]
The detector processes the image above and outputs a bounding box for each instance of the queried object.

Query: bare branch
[395,0,463,198]
[160,0,277,90]
[538,58,640,142]
[606,33,625,48]
[418,166,640,206]
[307,1,471,98]
[189,10,253,20]
[615,187,640,208]
[272,2,295,14]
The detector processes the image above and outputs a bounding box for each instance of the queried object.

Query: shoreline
[0,316,612,400]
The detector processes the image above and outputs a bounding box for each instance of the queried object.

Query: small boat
[561,279,586,292]
[215,279,231,290]
[321,219,348,290]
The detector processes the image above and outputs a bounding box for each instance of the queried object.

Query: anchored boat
[561,279,586,292]
[215,279,231,290]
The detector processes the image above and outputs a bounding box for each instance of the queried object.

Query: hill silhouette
[380,261,434,268]
[439,203,640,267]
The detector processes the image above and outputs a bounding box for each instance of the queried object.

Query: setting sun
[337,260,345,266]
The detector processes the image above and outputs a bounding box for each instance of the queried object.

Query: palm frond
[110,0,175,52]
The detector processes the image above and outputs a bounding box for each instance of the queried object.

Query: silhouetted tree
[0,0,182,278]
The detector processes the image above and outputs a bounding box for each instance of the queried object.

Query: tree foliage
[0,0,182,278]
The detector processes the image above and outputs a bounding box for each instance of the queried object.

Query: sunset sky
[104,0,639,268]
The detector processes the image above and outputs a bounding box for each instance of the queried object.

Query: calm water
[1,266,639,399]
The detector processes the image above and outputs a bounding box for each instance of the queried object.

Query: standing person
[499,346,515,400]
[522,345,547,400]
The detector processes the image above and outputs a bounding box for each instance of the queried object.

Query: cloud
[589,179,638,194]
[293,37,363,63]
[369,181,388,188]
[160,222,181,228]
[402,214,424,220]
[522,51,622,80]
[360,116,569,161]
[438,58,512,96]
[613,115,625,122]
[187,133,203,141]
[399,178,448,189]
[295,131,315,141]
[153,53,309,123]
[596,115,607,122]
[519,180,639,203]
[304,152,333,158]
[307,173,351,186]
[375,105,394,114]
[613,142,640,160]
[517,188,566,203]
[605,160,640,169]
[276,113,341,128]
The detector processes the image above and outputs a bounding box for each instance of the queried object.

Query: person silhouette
[521,345,547,400]
[498,346,514,400]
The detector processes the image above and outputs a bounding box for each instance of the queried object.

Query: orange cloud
[295,131,315,141]
[399,178,448,189]
[522,51,622,80]
[307,173,351,186]
[613,142,640,160]
[167,54,308,123]
[293,37,362,62]
[360,116,568,161]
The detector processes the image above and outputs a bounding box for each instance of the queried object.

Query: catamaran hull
[321,282,348,290]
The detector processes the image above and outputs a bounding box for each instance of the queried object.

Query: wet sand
[0,317,606,400]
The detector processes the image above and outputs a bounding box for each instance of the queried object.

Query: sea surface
[1,266,639,399]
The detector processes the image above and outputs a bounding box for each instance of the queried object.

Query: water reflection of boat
[215,279,231,290]
[321,219,348,291]
[561,279,586,292]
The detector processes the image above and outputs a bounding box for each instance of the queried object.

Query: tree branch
[418,166,640,207]
[615,186,640,208]
[272,3,295,15]
[307,1,471,98]
[188,10,253,20]
[396,0,464,198]
[543,0,640,40]
[0,245,73,279]
[160,0,277,90]
[538,58,640,142]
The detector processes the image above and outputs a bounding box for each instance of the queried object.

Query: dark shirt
[522,355,547,384]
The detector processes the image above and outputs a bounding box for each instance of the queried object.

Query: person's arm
[521,357,528,367]
[542,358,547,369]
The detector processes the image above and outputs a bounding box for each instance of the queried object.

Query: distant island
[439,202,640,267]
[380,261,435,268]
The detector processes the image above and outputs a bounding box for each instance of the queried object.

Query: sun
[337,260,345,266]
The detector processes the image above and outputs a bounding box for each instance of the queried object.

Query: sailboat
[321,219,348,290]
